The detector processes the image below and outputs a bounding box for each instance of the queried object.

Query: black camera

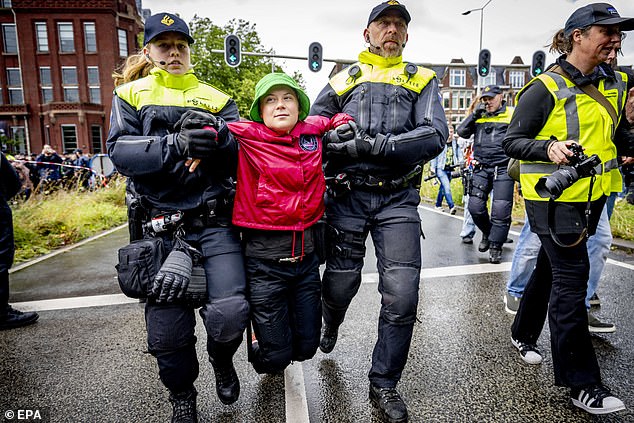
[534,143,601,200]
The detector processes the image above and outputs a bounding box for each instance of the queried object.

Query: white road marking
[284,362,310,423]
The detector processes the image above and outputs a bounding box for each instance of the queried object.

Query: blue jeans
[506,206,611,309]
[459,194,476,239]
[435,169,454,209]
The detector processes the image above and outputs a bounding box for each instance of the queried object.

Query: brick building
[0,0,143,156]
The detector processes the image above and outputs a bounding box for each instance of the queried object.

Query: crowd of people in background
[3,144,104,199]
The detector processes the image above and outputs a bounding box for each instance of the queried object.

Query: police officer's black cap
[564,3,634,37]
[143,13,194,45]
[480,85,502,98]
[367,1,411,27]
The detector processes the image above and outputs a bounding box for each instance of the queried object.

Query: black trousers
[468,166,514,245]
[0,198,15,309]
[511,233,601,388]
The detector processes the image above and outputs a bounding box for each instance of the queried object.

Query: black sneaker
[589,293,601,307]
[0,305,39,330]
[169,387,198,423]
[478,235,490,252]
[587,312,616,333]
[489,246,502,264]
[319,324,339,354]
[571,384,625,415]
[211,363,240,405]
[511,337,543,365]
[369,384,408,423]
[461,235,473,244]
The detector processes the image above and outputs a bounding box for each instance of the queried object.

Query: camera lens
[535,167,579,199]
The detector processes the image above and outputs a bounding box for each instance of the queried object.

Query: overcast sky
[140,0,634,101]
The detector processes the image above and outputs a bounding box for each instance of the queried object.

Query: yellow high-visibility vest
[517,71,627,202]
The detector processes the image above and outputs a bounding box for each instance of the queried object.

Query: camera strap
[547,174,596,248]
[549,65,618,129]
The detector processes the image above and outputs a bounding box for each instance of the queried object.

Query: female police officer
[503,3,634,415]
[107,13,248,421]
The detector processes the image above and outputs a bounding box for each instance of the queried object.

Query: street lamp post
[462,0,493,96]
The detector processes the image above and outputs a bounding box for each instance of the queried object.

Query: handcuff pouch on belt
[327,165,422,195]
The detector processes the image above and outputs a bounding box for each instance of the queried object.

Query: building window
[58,22,74,52]
[1,0,12,7]
[118,28,128,57]
[509,71,525,89]
[35,22,49,52]
[2,23,17,53]
[84,22,96,53]
[62,66,79,102]
[479,71,496,88]
[10,126,26,154]
[449,69,465,87]
[87,66,100,104]
[91,125,103,153]
[61,125,77,151]
[6,68,23,104]
[39,67,53,104]
[0,88,3,105]
[451,90,472,111]
[442,92,450,110]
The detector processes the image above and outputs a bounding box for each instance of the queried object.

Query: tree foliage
[189,16,306,118]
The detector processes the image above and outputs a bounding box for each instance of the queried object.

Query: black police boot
[369,384,408,423]
[169,386,198,423]
[210,360,240,405]
[0,305,39,330]
[319,324,339,354]
[478,235,490,252]
[488,244,502,264]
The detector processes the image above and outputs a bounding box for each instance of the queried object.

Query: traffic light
[308,42,323,72]
[224,34,241,67]
[531,50,546,77]
[477,49,491,77]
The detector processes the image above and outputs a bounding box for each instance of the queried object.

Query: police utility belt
[329,165,422,193]
[147,198,232,234]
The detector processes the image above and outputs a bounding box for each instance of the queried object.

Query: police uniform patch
[299,135,318,152]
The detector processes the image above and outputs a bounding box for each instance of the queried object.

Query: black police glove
[326,125,388,158]
[323,121,357,145]
[473,103,487,120]
[171,110,224,158]
[149,238,201,303]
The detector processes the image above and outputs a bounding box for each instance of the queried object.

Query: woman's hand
[547,140,581,165]
[185,158,201,173]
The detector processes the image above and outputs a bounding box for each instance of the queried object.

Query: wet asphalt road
[1,206,633,423]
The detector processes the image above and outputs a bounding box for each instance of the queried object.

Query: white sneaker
[571,384,625,415]
[511,337,543,365]
[434,206,444,212]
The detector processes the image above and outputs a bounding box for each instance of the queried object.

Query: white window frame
[117,28,128,57]
[35,22,49,52]
[2,23,17,54]
[62,66,79,102]
[479,71,497,87]
[58,22,74,53]
[87,66,100,104]
[509,71,525,89]
[6,67,23,104]
[61,124,78,151]
[39,67,53,103]
[449,69,466,88]
[84,22,96,53]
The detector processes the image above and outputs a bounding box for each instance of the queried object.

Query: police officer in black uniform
[310,2,447,422]
[457,85,515,263]
[107,13,248,422]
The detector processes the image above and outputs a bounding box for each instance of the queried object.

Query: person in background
[36,144,63,183]
[458,134,477,243]
[310,2,447,422]
[429,124,462,214]
[457,85,515,264]
[0,152,39,330]
[502,3,634,414]
[107,13,248,422]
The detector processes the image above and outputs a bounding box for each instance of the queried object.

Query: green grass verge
[418,163,633,241]
[11,176,127,264]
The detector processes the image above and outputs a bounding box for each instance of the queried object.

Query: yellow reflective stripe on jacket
[115,69,231,113]
[518,71,626,202]
[475,106,514,124]
[329,62,435,96]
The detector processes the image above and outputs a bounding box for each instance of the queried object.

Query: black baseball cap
[367,1,411,27]
[481,85,502,98]
[143,13,194,45]
[564,3,634,37]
